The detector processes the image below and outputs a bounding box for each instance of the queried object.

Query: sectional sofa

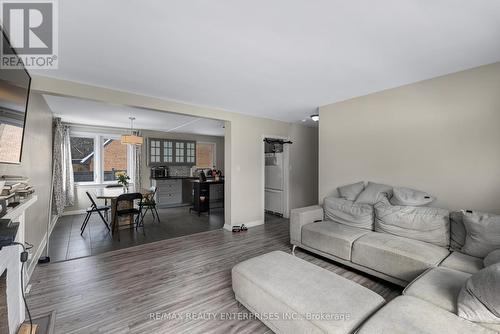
[232,181,500,333]
[291,182,490,286]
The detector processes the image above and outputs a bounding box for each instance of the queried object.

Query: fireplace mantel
[0,195,37,334]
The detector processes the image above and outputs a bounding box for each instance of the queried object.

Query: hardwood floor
[28,217,400,334]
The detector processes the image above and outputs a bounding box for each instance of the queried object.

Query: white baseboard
[223,219,264,231]
[61,209,86,216]
[27,214,58,281]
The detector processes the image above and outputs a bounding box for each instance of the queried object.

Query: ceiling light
[310,114,319,122]
[121,117,143,145]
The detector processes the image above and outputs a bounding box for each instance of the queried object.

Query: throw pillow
[450,211,466,251]
[457,263,500,324]
[374,199,450,247]
[337,181,365,201]
[389,186,435,206]
[355,182,393,205]
[461,211,500,258]
[323,196,374,230]
[484,249,500,267]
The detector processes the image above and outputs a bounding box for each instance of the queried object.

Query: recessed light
[310,114,319,122]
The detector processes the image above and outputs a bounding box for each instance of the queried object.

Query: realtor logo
[0,0,58,69]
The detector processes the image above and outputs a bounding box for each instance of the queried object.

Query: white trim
[261,135,290,220]
[195,141,217,169]
[242,219,265,228]
[223,219,264,231]
[26,215,57,280]
[70,128,134,185]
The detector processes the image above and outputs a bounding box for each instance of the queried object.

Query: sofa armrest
[290,205,324,244]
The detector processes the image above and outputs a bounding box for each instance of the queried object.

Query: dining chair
[112,192,144,240]
[140,186,160,224]
[80,191,111,235]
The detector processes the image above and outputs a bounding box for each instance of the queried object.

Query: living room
[0,1,499,334]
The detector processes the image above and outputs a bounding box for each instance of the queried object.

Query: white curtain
[134,130,142,190]
[53,118,74,215]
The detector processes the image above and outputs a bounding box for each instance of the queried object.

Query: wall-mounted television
[0,29,31,164]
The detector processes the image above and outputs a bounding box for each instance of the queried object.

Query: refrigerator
[265,152,284,215]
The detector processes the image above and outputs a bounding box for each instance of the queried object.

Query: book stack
[0,175,34,201]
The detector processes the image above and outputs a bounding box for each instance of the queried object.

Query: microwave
[151,167,167,178]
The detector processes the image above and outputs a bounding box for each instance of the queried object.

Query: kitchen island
[189,179,224,216]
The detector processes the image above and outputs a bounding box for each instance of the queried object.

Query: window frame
[195,141,217,169]
[70,131,134,186]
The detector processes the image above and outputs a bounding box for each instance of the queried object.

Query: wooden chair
[140,186,160,224]
[80,191,111,235]
[112,192,144,240]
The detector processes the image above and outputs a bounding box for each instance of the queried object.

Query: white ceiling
[33,0,500,123]
[43,95,225,136]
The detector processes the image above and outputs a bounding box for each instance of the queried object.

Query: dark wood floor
[29,217,400,334]
[49,207,224,261]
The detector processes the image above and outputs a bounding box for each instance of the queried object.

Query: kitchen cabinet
[152,179,182,206]
[148,138,196,166]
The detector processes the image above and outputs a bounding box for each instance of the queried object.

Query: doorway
[263,137,290,219]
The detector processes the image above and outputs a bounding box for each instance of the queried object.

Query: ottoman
[231,251,385,334]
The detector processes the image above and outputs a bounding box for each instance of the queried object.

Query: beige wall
[0,93,53,262]
[32,76,318,226]
[319,62,500,214]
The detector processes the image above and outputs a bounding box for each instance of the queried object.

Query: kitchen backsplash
[169,165,191,177]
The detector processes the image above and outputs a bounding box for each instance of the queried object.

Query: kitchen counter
[150,176,197,180]
[190,179,224,184]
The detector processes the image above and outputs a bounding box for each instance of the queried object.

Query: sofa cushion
[351,232,450,282]
[323,196,374,230]
[462,211,500,258]
[484,249,500,267]
[355,181,393,205]
[337,181,365,201]
[374,200,450,247]
[357,296,495,334]
[450,211,466,251]
[232,251,385,334]
[458,263,500,324]
[403,267,471,313]
[302,221,370,260]
[390,186,435,206]
[440,251,484,274]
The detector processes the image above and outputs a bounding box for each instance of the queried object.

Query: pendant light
[121,117,143,145]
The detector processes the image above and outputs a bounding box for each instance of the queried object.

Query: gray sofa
[232,183,500,333]
[232,251,498,333]
[291,201,485,287]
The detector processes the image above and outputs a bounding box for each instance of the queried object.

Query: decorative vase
[122,184,129,193]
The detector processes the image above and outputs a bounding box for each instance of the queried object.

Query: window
[102,138,128,181]
[163,140,173,163]
[150,140,161,163]
[186,142,195,164]
[175,141,185,163]
[196,142,216,168]
[70,132,133,184]
[70,136,95,182]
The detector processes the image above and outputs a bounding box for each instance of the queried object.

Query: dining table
[95,186,153,233]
